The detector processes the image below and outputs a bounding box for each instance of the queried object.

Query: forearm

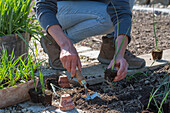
[47,25,73,49]
[115,35,128,58]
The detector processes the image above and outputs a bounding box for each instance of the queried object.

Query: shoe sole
[40,37,66,71]
[97,56,145,70]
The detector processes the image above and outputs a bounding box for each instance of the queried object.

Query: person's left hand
[107,56,129,82]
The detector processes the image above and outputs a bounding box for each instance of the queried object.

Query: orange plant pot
[59,94,75,111]
[58,75,70,88]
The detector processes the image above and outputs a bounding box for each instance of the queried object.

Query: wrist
[60,40,74,50]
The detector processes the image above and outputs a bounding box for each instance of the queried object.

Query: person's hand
[108,56,128,82]
[60,45,81,77]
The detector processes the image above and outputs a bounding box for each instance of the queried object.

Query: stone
[168,5,170,8]
[145,80,150,85]
[150,0,170,5]
[79,50,100,59]
[135,0,150,5]
[75,46,92,53]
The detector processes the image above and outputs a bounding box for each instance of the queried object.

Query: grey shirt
[34,0,132,42]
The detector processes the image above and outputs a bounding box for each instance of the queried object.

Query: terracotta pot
[58,75,70,88]
[142,110,151,113]
[152,49,163,60]
[0,33,30,60]
[59,94,75,111]
[0,76,39,108]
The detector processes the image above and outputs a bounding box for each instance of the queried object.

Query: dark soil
[29,87,52,106]
[48,64,170,113]
[78,11,170,56]
[152,49,163,60]
[104,68,117,82]
[40,93,52,107]
[28,88,42,103]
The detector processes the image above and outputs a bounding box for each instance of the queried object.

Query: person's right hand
[47,24,82,77]
[60,45,81,77]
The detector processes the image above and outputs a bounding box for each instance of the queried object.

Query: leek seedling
[31,63,37,92]
[111,5,131,71]
[39,71,45,95]
[147,76,170,113]
[153,4,159,51]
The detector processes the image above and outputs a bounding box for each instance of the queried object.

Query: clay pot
[59,94,75,111]
[0,76,39,108]
[58,75,70,88]
[152,49,163,60]
[142,110,152,113]
[104,68,117,82]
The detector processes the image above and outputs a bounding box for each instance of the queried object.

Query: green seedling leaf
[39,70,45,95]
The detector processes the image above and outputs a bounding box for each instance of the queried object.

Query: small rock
[21,109,27,112]
[150,0,170,5]
[168,5,170,8]
[136,0,150,5]
[159,5,165,8]
[4,110,10,113]
[145,80,150,85]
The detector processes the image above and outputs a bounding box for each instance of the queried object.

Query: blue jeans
[57,1,135,43]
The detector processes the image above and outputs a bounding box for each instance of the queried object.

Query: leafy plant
[0,46,41,89]
[0,0,44,54]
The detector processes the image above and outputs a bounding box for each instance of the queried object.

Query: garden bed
[78,10,170,56]
[1,5,169,113]
[49,64,169,112]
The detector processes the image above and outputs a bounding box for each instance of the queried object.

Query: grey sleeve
[34,0,60,32]
[107,0,132,43]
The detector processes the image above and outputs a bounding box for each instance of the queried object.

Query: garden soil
[49,64,169,113]
[27,8,170,113]
[78,11,170,56]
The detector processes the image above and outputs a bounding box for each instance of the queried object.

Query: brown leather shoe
[40,34,66,70]
[98,36,146,69]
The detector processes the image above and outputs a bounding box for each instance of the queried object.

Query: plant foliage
[0,0,43,40]
[0,47,41,90]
